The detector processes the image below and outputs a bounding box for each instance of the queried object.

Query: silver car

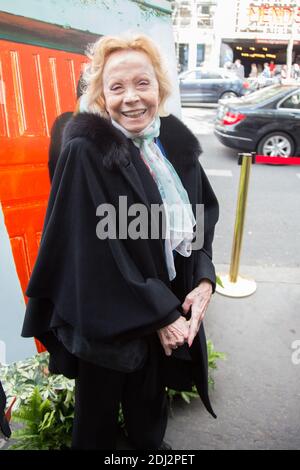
[179,67,251,105]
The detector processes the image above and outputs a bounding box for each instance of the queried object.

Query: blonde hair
[81,34,172,117]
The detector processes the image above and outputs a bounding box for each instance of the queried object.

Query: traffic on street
[181,105,300,269]
[214,84,300,157]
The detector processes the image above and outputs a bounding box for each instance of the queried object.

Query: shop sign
[237,1,300,35]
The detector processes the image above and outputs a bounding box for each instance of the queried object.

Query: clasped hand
[158,280,212,356]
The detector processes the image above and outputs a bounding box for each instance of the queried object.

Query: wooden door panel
[0,39,87,352]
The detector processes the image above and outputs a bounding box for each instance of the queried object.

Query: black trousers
[72,356,168,450]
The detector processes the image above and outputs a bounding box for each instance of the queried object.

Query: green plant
[167,386,199,405]
[207,339,226,388]
[1,339,225,450]
[1,352,75,450]
[9,386,73,450]
[0,352,74,409]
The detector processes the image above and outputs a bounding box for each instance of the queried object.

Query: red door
[0,40,86,351]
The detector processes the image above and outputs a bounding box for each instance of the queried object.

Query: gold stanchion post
[216,153,257,297]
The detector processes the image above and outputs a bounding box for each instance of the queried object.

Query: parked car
[214,84,300,157]
[247,76,280,92]
[179,67,251,104]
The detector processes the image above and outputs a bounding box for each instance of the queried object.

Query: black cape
[22,113,219,417]
[0,381,11,439]
[48,112,73,182]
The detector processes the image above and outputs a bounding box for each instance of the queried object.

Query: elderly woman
[22,34,219,450]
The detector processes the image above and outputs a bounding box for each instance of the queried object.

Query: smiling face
[102,49,160,133]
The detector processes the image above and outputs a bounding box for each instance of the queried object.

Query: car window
[201,71,222,79]
[182,70,202,80]
[222,71,238,79]
[279,92,300,109]
[239,85,298,105]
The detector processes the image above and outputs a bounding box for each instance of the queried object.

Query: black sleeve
[22,138,181,345]
[193,162,219,292]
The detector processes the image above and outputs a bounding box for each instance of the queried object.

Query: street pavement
[164,264,300,450]
[162,106,300,450]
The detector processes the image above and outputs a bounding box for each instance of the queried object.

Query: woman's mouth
[121,109,147,119]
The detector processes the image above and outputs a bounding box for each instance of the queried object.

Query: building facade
[172,0,218,71]
[218,0,300,76]
[172,0,300,76]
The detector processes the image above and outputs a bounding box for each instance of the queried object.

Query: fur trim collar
[62,112,201,170]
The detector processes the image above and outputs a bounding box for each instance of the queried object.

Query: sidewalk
[164,264,300,450]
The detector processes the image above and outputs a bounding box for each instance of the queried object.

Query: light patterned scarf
[111,116,196,281]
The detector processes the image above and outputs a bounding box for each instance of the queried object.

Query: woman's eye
[111,85,122,91]
[138,81,149,86]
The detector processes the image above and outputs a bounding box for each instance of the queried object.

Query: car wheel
[257,132,294,157]
[220,91,238,100]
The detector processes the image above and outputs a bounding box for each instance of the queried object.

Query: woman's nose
[123,89,140,103]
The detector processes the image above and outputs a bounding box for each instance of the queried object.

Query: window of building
[179,5,191,27]
[181,17,191,26]
[178,43,189,72]
[201,5,210,15]
[196,44,205,66]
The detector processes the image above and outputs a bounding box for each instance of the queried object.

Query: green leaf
[216,275,224,288]
[181,392,191,404]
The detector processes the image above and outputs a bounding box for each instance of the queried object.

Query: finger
[182,287,203,315]
[168,326,186,342]
[198,300,209,324]
[158,331,172,355]
[178,319,190,341]
[180,323,190,341]
[171,317,189,331]
[162,331,178,350]
[188,304,202,347]
[164,344,172,356]
[161,339,172,356]
[162,330,172,341]
[188,310,206,347]
[188,319,198,347]
[199,311,206,322]
[169,335,185,347]
[172,328,188,343]
[181,297,193,314]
